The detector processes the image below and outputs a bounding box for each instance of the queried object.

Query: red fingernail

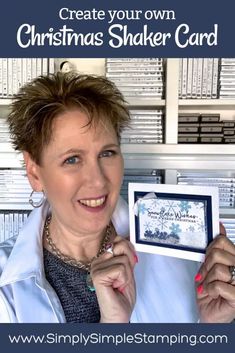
[194,273,202,282]
[197,284,203,294]
[134,254,139,263]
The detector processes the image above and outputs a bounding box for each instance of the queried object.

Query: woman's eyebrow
[58,148,84,158]
[102,143,119,149]
[59,144,119,158]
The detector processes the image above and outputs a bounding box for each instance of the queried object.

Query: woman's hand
[90,236,137,323]
[196,224,235,322]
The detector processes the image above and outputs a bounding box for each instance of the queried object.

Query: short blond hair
[8,72,130,164]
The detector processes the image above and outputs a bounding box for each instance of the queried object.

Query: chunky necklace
[44,216,112,273]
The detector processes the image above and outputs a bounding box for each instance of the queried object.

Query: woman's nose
[85,160,107,189]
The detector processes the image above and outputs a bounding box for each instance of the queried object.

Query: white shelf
[219,209,235,216]
[179,99,235,107]
[122,143,235,156]
[0,99,12,106]
[0,204,32,211]
[0,143,15,152]
[127,98,165,107]
[122,144,235,170]
[0,151,23,168]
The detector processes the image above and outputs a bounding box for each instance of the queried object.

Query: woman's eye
[100,150,116,158]
[64,156,80,165]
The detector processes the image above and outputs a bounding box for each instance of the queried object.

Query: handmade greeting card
[129,183,220,261]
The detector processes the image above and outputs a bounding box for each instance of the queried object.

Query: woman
[0,72,235,323]
[0,72,136,323]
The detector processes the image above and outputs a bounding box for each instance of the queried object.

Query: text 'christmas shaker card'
[128,183,219,262]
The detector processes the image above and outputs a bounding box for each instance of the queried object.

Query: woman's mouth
[79,196,106,208]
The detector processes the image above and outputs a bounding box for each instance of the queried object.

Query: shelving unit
[120,58,235,221]
[0,59,54,241]
[121,59,235,176]
[1,58,235,171]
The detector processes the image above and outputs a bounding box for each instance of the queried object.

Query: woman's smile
[79,196,106,207]
[78,195,107,211]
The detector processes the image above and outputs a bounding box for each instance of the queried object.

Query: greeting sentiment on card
[137,197,207,250]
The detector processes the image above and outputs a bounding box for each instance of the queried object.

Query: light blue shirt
[131,253,199,322]
[0,197,199,323]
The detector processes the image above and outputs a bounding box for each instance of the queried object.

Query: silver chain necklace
[44,216,112,272]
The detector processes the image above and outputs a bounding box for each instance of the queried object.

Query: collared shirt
[0,197,199,323]
[131,252,199,322]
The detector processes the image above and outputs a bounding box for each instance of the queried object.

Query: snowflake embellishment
[179,201,191,212]
[138,202,148,215]
[157,217,169,231]
[165,200,178,214]
[197,221,205,232]
[169,223,182,235]
[150,199,159,209]
[144,221,151,231]
[199,202,206,210]
[187,225,195,232]
[194,201,205,209]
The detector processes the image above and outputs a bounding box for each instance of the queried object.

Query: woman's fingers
[91,254,133,290]
[94,236,137,270]
[195,232,235,296]
[201,263,232,286]
[112,236,138,268]
[203,248,235,274]
[205,281,235,303]
[219,222,227,236]
[196,224,235,323]
[196,234,235,280]
[90,237,137,291]
[206,234,235,258]
[197,282,235,323]
[89,238,137,323]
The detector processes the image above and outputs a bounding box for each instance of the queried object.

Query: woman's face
[31,109,124,236]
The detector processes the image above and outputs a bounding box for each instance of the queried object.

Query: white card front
[129,183,220,262]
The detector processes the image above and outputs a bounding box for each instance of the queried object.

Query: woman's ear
[23,151,43,192]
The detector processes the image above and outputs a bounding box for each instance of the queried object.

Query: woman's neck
[43,216,114,263]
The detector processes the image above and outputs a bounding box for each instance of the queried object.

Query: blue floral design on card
[179,201,192,212]
[169,223,182,235]
[138,202,148,215]
[138,197,207,250]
